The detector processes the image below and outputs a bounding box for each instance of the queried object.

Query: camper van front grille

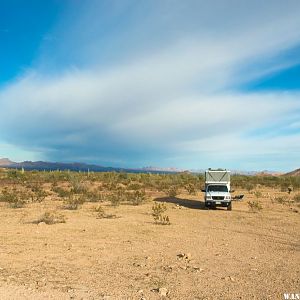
[212,196,224,200]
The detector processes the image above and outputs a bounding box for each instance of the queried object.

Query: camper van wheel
[227,202,232,211]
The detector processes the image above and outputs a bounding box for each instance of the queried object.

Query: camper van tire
[227,202,232,211]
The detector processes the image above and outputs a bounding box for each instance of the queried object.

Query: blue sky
[0,0,299,171]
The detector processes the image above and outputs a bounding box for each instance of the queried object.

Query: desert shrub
[30,185,48,203]
[52,186,70,198]
[293,194,300,203]
[128,189,147,205]
[87,191,103,202]
[274,196,285,204]
[184,183,196,195]
[247,200,263,212]
[70,177,88,194]
[34,211,66,224]
[94,205,117,219]
[166,186,179,198]
[254,191,262,198]
[152,202,170,225]
[245,183,255,192]
[102,182,116,192]
[107,186,128,206]
[107,192,122,206]
[127,182,143,190]
[0,188,26,208]
[63,194,85,210]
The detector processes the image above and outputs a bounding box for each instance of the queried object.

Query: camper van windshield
[207,185,228,192]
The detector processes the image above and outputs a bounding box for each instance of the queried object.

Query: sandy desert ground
[0,180,299,300]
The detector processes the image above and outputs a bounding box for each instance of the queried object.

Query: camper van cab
[202,169,232,210]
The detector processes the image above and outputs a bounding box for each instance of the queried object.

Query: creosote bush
[52,186,70,198]
[63,194,85,210]
[0,188,27,208]
[254,191,262,198]
[247,200,263,212]
[152,202,170,225]
[129,189,147,205]
[166,186,179,198]
[185,183,196,195]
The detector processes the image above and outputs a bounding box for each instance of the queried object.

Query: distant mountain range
[0,158,298,175]
[0,158,182,174]
[284,168,300,176]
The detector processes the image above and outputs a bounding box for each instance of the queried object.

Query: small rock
[38,222,46,226]
[177,252,191,260]
[159,287,168,297]
[193,266,203,272]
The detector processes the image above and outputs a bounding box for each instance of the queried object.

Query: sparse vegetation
[247,200,263,212]
[166,186,179,198]
[0,188,27,208]
[94,205,117,219]
[128,189,147,205]
[293,193,300,203]
[63,194,85,210]
[0,167,299,299]
[254,190,262,198]
[34,211,66,224]
[152,202,170,225]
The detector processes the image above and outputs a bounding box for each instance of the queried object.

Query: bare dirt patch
[0,171,299,299]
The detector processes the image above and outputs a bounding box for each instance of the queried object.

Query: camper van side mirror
[201,189,206,192]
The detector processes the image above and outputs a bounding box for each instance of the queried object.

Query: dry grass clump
[93,205,117,219]
[33,211,66,225]
[63,194,85,210]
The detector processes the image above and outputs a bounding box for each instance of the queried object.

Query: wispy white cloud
[1,0,300,170]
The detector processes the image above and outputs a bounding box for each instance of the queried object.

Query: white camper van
[202,169,233,210]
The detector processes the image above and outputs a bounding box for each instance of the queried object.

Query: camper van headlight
[225,195,231,200]
[206,196,212,200]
